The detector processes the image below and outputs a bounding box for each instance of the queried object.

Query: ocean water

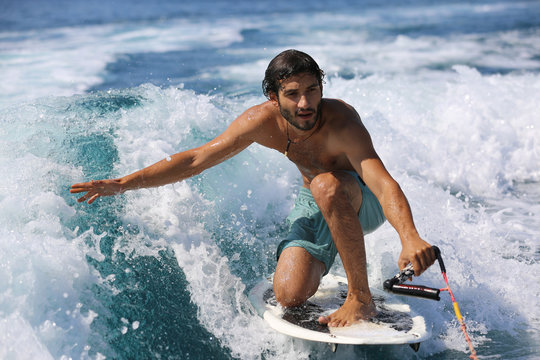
[1,0,539,359]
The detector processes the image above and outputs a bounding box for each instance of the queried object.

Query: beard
[279,100,322,131]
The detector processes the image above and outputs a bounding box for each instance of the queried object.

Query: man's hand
[70,179,124,204]
[398,237,436,277]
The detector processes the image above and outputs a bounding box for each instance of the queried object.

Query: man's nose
[298,94,310,108]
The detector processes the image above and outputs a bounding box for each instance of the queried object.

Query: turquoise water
[1,1,539,359]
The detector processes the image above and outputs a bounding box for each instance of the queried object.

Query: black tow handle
[383,246,443,301]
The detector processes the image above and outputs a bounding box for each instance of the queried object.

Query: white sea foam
[0,18,244,107]
[172,242,314,360]
[215,18,540,93]
[100,82,538,358]
[325,67,540,196]
[0,155,103,358]
[1,2,539,358]
[324,66,540,353]
[1,70,538,358]
[74,85,304,359]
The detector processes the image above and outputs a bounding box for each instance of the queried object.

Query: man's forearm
[379,180,436,274]
[120,150,200,191]
[379,180,419,244]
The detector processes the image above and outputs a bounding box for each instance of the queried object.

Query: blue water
[1,1,539,359]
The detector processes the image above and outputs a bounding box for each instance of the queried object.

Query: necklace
[284,116,320,157]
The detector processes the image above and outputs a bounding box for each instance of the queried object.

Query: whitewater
[1,1,539,359]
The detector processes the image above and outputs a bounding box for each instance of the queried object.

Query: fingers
[70,180,103,204]
[70,184,88,194]
[70,187,87,194]
[420,246,436,273]
[88,194,99,204]
[409,246,436,276]
[398,258,408,271]
[70,181,96,194]
[410,257,422,276]
[75,191,97,204]
[411,252,427,276]
[399,243,437,278]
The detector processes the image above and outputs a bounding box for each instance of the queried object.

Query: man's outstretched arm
[70,108,260,204]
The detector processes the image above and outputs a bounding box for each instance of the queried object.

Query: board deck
[249,274,430,347]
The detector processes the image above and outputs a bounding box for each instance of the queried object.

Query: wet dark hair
[262,49,325,99]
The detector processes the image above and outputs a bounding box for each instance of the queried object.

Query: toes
[318,315,330,325]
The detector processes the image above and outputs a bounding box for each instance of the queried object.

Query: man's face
[274,73,322,131]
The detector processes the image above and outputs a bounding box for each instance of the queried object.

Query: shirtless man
[71,49,436,327]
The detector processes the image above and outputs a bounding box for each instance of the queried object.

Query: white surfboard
[248,274,430,351]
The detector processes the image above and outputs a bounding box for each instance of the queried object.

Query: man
[71,49,436,327]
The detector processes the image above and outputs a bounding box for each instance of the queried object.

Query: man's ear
[269,92,279,107]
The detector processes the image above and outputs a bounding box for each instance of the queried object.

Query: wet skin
[71,73,436,327]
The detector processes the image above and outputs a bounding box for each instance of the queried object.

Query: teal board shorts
[276,172,386,275]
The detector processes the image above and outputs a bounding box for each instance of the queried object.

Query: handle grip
[383,263,414,290]
[390,284,440,300]
[383,246,443,301]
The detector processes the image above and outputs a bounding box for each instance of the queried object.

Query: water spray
[383,246,479,359]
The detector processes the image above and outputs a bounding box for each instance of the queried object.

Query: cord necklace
[284,111,322,157]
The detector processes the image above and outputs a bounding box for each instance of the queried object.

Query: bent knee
[273,248,324,307]
[273,269,314,307]
[273,283,309,308]
[310,172,342,201]
[310,171,359,208]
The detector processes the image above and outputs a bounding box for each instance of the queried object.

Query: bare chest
[284,141,353,181]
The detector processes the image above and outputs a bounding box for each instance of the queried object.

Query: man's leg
[310,171,376,327]
[273,246,326,307]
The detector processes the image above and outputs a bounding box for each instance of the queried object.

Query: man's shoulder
[322,98,370,150]
[227,101,279,141]
[241,101,279,123]
[323,98,361,127]
[323,98,354,108]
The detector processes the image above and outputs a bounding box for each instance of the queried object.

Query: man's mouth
[297,109,315,120]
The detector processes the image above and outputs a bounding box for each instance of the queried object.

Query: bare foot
[318,293,377,327]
